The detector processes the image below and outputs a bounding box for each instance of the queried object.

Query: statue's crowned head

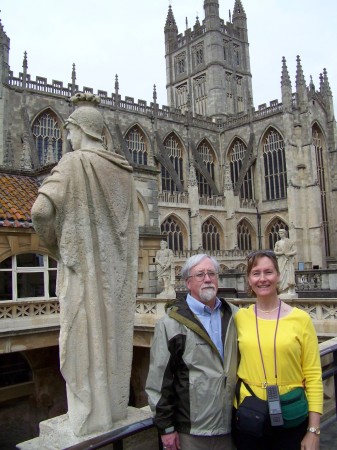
[65,93,104,142]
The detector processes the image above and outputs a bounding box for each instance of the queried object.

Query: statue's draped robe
[34,148,138,435]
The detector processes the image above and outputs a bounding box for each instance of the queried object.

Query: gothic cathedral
[0,0,336,299]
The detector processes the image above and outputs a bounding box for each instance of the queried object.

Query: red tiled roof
[0,174,39,228]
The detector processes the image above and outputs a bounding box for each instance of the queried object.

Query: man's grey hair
[180,254,220,280]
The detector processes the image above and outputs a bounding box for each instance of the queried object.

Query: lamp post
[256,206,262,249]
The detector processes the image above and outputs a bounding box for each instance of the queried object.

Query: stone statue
[31,93,138,436]
[155,240,176,298]
[274,228,296,295]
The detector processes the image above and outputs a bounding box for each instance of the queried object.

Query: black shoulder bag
[235,378,270,437]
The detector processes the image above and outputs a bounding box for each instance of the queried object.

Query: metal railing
[320,340,337,420]
[64,339,337,450]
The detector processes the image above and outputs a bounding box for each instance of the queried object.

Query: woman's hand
[300,431,319,450]
[301,413,321,450]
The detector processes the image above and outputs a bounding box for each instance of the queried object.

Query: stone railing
[295,270,337,292]
[199,195,225,207]
[1,297,337,338]
[157,192,225,207]
[240,198,258,209]
[158,191,189,204]
[223,102,284,130]
[0,299,60,332]
[0,299,59,320]
[7,71,288,132]
[254,102,283,118]
[297,273,321,290]
[222,113,250,130]
[173,248,248,260]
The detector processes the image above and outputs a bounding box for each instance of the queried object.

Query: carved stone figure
[155,240,176,298]
[31,93,138,436]
[274,228,297,295]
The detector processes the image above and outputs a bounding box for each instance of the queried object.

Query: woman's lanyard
[255,300,281,388]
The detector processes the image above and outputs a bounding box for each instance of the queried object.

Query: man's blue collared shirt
[186,293,224,360]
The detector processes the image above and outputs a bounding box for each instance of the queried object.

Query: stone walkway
[321,415,337,450]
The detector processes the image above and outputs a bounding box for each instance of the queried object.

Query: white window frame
[0,254,57,301]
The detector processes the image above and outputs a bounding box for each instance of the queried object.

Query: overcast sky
[1,0,336,112]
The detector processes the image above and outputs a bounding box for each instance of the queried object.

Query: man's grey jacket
[146,296,238,436]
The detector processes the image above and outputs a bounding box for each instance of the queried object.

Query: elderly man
[146,254,238,450]
[31,93,138,436]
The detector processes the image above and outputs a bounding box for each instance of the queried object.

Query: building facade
[1,1,336,283]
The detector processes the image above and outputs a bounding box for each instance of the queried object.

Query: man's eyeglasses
[188,271,218,281]
[246,250,276,261]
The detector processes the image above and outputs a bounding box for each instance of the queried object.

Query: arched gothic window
[196,140,215,197]
[229,139,254,200]
[161,134,184,193]
[268,219,288,250]
[237,220,252,251]
[312,125,330,256]
[32,110,63,165]
[161,216,184,252]
[176,83,188,113]
[194,75,207,116]
[202,219,220,252]
[263,129,287,200]
[125,126,148,165]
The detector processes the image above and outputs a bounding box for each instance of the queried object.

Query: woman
[233,250,323,450]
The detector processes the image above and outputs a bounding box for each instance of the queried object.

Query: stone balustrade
[7,71,286,130]
[1,297,337,341]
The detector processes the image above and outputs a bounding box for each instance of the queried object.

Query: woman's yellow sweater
[234,305,323,414]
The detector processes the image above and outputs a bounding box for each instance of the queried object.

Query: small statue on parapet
[274,228,297,296]
[155,240,176,298]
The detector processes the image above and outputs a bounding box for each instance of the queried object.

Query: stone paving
[321,416,337,450]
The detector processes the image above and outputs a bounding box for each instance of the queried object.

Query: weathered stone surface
[31,94,138,436]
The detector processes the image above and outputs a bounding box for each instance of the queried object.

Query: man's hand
[161,431,181,450]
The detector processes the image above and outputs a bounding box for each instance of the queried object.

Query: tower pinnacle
[295,55,306,87]
[165,5,178,32]
[203,0,220,31]
[281,56,291,87]
[232,0,246,19]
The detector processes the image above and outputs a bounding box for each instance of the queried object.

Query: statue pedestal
[17,407,155,450]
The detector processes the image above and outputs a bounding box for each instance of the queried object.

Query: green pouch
[280,387,308,428]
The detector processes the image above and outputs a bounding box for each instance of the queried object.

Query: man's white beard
[200,286,216,303]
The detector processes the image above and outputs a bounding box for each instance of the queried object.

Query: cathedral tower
[164,0,253,119]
